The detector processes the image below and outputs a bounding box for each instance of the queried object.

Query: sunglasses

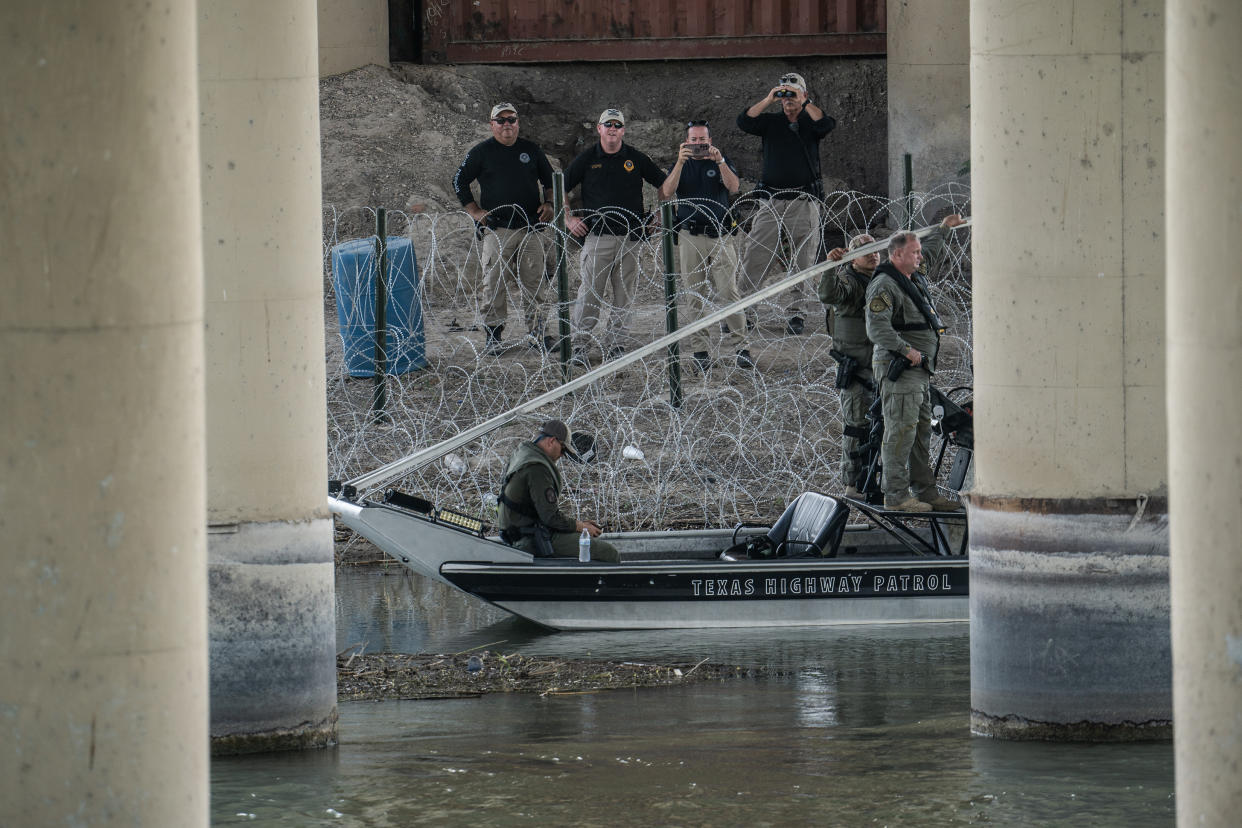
[601,120,625,129]
[687,119,709,127]
[492,116,518,124]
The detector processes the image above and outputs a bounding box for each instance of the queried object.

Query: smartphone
[688,143,711,159]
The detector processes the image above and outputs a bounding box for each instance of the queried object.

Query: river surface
[210,567,1174,826]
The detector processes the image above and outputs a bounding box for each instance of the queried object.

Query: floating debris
[337,651,773,701]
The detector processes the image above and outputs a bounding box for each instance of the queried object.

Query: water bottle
[578,528,591,562]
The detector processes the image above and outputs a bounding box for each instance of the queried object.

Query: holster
[830,349,858,391]
[886,351,911,382]
[500,523,555,557]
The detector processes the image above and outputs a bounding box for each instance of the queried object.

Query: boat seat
[767,492,849,558]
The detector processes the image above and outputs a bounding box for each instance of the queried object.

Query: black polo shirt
[563,142,666,236]
[452,136,554,229]
[736,110,835,194]
[673,155,738,236]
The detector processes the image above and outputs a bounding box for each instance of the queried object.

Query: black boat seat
[767,492,849,557]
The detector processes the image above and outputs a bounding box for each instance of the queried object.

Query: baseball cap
[490,102,518,119]
[598,108,625,125]
[538,419,578,459]
[778,72,807,93]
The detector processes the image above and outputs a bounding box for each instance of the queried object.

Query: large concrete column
[0,1,208,823]
[887,0,971,200]
[1167,1,1242,819]
[200,1,337,753]
[968,0,1170,739]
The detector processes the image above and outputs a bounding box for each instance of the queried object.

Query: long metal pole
[344,218,973,494]
[903,153,914,229]
[371,207,389,420]
[660,201,682,408]
[552,172,571,381]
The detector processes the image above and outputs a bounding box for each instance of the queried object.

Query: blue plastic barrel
[330,236,426,377]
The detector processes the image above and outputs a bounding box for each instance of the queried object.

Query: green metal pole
[903,153,914,229]
[371,207,389,420]
[552,172,571,382]
[660,201,682,409]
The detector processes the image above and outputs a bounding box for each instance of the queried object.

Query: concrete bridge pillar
[968,0,1170,739]
[1167,0,1242,819]
[0,1,208,823]
[887,0,970,204]
[199,1,337,753]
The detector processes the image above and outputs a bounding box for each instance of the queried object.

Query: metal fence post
[552,172,571,382]
[371,207,389,420]
[660,201,682,409]
[903,153,914,229]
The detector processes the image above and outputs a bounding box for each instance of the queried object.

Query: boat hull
[443,559,967,630]
[329,496,968,630]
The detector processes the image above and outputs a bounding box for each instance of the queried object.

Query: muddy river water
[210,567,1173,825]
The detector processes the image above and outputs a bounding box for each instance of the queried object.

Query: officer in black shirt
[562,108,666,360]
[453,103,555,354]
[736,72,836,336]
[658,121,752,371]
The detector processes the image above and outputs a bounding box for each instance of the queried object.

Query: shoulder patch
[544,487,558,504]
[869,294,891,313]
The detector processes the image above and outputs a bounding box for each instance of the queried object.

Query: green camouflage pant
[874,371,935,500]
[839,365,877,487]
[517,530,621,562]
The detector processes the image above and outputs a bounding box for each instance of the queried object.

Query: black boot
[483,324,504,355]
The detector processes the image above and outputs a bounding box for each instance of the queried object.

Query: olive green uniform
[497,441,620,562]
[818,262,876,488]
[863,227,950,503]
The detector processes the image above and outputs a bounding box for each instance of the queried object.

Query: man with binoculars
[736,72,835,337]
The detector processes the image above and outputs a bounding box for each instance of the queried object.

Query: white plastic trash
[622,445,645,460]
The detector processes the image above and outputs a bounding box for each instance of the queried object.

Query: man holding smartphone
[659,121,752,371]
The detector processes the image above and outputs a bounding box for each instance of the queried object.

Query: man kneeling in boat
[497,419,620,562]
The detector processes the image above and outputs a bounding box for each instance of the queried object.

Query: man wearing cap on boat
[452,102,556,354]
[497,419,620,562]
[563,108,666,361]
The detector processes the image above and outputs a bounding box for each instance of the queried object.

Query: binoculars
[774,89,798,98]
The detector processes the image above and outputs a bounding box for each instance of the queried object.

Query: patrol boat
[328,220,973,630]
[328,487,967,631]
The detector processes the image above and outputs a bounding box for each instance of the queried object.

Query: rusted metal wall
[420,0,885,64]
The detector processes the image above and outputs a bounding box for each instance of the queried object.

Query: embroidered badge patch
[707,169,717,178]
[869,294,891,313]
[545,487,558,504]
[519,152,531,163]
[623,159,635,172]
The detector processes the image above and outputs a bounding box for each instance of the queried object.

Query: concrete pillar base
[211,711,339,757]
[971,713,1170,742]
[208,519,337,755]
[969,497,1170,741]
